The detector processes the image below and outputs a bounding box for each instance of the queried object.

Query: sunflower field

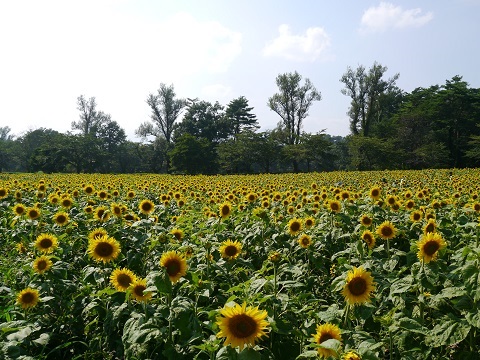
[0,170,479,360]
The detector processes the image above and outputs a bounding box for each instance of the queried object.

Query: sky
[1,0,479,141]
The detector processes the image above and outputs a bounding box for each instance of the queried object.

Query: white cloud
[360,2,433,33]
[263,24,331,62]
[201,84,233,102]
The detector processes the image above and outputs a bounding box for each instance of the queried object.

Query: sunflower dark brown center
[221,206,230,216]
[117,274,133,288]
[371,190,379,197]
[40,238,53,249]
[37,260,47,270]
[318,332,333,344]
[62,200,72,207]
[142,202,153,211]
[225,245,238,257]
[166,260,181,276]
[29,210,39,218]
[381,226,393,237]
[134,285,146,296]
[301,237,310,246]
[423,241,440,256]
[425,224,435,233]
[56,215,67,223]
[173,232,182,240]
[330,203,339,211]
[15,207,25,215]
[290,221,301,232]
[22,292,35,304]
[362,217,372,225]
[363,234,373,245]
[95,242,113,257]
[348,277,367,296]
[229,314,257,338]
[413,213,421,221]
[306,219,313,227]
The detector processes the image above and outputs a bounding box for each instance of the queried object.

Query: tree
[174,100,229,143]
[268,71,321,146]
[225,96,259,140]
[169,133,217,174]
[340,62,400,137]
[137,83,186,143]
[268,71,321,172]
[72,95,110,136]
[0,126,15,171]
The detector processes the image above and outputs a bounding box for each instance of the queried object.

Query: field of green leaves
[0,170,479,359]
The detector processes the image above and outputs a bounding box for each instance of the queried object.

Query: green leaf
[238,348,261,360]
[465,309,480,328]
[397,317,428,334]
[390,275,413,295]
[33,333,50,346]
[151,270,172,294]
[296,350,319,359]
[426,318,471,347]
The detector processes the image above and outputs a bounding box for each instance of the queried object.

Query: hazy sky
[1,0,479,140]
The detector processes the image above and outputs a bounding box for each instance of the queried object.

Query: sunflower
[328,199,341,213]
[88,227,108,242]
[219,202,232,219]
[298,234,312,248]
[216,302,269,351]
[304,216,315,228]
[312,322,342,358]
[35,233,58,254]
[410,210,423,223]
[171,228,184,241]
[139,199,155,215]
[361,230,376,249]
[13,203,26,216]
[94,206,110,222]
[423,219,437,235]
[53,211,69,226]
[360,214,372,227]
[160,250,188,283]
[61,197,73,209]
[110,203,123,217]
[369,186,381,201]
[246,192,257,202]
[26,207,41,220]
[130,278,152,302]
[342,266,375,305]
[84,184,95,195]
[376,221,397,240]
[417,232,446,263]
[16,288,40,309]
[343,351,361,360]
[88,235,121,263]
[268,251,281,263]
[110,268,137,291]
[33,256,53,274]
[0,187,8,199]
[219,239,243,260]
[287,218,302,236]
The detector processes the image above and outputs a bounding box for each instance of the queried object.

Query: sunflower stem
[419,261,425,324]
[386,238,390,260]
[389,329,393,360]
[167,292,173,345]
[343,304,350,329]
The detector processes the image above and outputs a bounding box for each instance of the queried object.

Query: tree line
[1,63,479,174]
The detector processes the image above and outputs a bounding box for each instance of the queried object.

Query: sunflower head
[328,200,341,213]
[376,221,397,240]
[304,217,315,228]
[219,239,243,260]
[26,207,41,220]
[417,232,446,263]
[53,211,69,226]
[160,251,188,283]
[369,186,381,201]
[87,235,121,263]
[33,256,53,274]
[94,206,110,222]
[312,322,342,358]
[35,233,58,254]
[360,214,372,227]
[130,278,152,302]
[410,210,423,223]
[171,228,184,241]
[13,204,26,216]
[219,202,232,219]
[216,302,269,351]
[139,199,155,214]
[298,234,312,249]
[344,350,361,360]
[110,268,137,291]
[17,288,40,309]
[361,230,376,249]
[287,218,302,235]
[423,219,437,235]
[342,266,375,305]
